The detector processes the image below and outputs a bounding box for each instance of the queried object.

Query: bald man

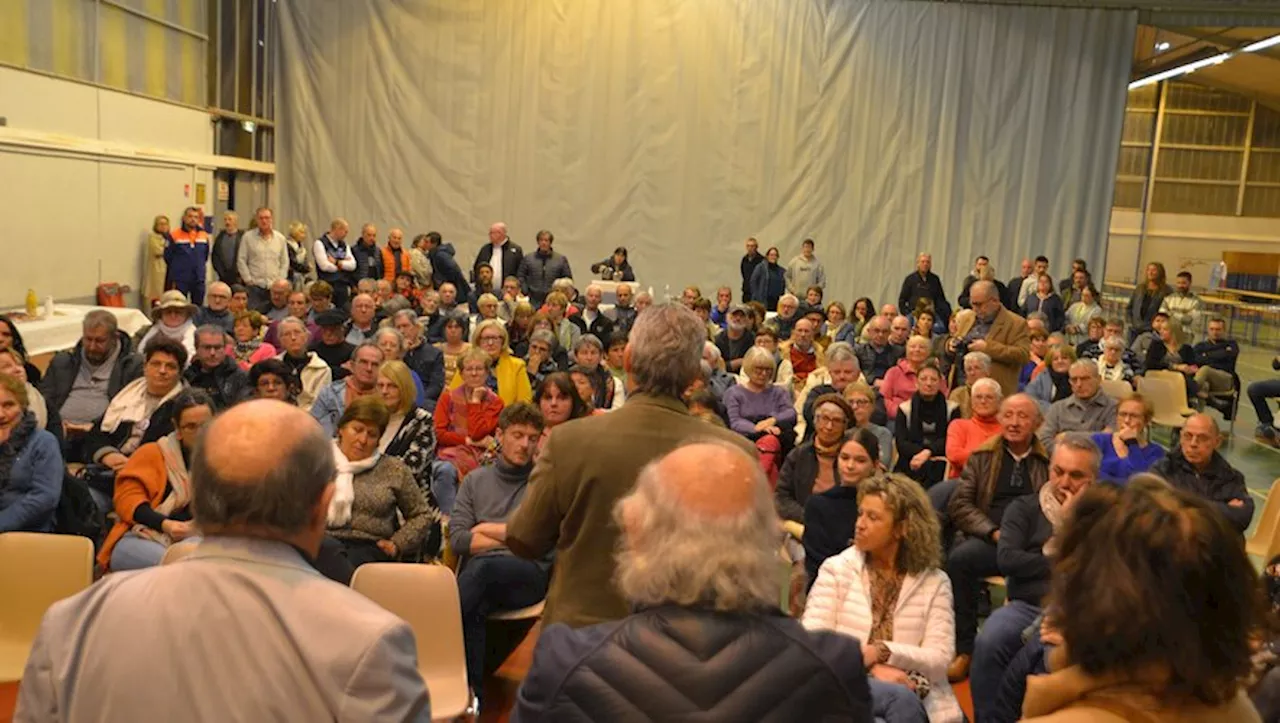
[15,401,433,722]
[353,222,382,281]
[473,221,523,289]
[381,227,412,283]
[1151,413,1253,534]
[513,442,877,722]
[314,217,356,308]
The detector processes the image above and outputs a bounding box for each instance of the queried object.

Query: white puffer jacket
[802,547,963,723]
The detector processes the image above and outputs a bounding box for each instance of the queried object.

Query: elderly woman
[144,214,170,307]
[1092,392,1164,482]
[247,358,299,403]
[232,310,276,371]
[883,336,948,421]
[98,390,213,571]
[844,382,894,468]
[804,474,963,723]
[437,348,505,479]
[1021,479,1262,720]
[1074,316,1107,359]
[1063,285,1101,347]
[794,342,863,443]
[275,316,331,412]
[285,220,313,288]
[451,319,534,405]
[776,394,856,523]
[375,360,442,555]
[802,428,885,589]
[475,293,501,323]
[525,329,562,387]
[543,291,582,353]
[945,378,1003,479]
[894,360,959,487]
[139,290,198,361]
[0,373,63,533]
[0,348,53,435]
[572,334,624,411]
[534,372,590,451]
[434,315,471,382]
[724,346,798,477]
[325,396,434,574]
[1096,334,1135,385]
[84,337,186,473]
[506,300,535,358]
[1026,345,1076,413]
[948,351,991,419]
[823,302,852,344]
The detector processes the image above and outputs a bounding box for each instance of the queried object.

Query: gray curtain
[277,0,1135,308]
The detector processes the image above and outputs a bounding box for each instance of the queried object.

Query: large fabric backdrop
[277,0,1135,307]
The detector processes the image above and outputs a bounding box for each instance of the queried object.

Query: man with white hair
[612,283,638,333]
[701,341,737,399]
[507,304,756,628]
[949,351,992,419]
[794,342,863,443]
[352,223,382,281]
[512,442,874,721]
[194,281,235,334]
[713,305,756,374]
[1037,360,1117,450]
[235,206,289,312]
[473,221,523,289]
[580,284,614,341]
[767,293,801,341]
[633,289,653,318]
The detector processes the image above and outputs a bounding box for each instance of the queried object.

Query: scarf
[0,411,36,492]
[328,441,381,528]
[1039,482,1068,557]
[100,376,183,434]
[1049,369,1072,402]
[130,433,193,545]
[908,391,947,444]
[234,338,262,366]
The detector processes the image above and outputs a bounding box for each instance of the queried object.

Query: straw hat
[151,290,198,321]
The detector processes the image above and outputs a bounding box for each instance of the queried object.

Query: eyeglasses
[197,343,224,352]
[478,335,504,344]
[1068,375,1093,383]
[814,414,847,427]
[847,398,872,407]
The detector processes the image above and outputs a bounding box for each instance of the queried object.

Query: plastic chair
[1145,369,1197,417]
[160,540,199,565]
[1137,375,1191,432]
[1099,378,1133,401]
[0,532,94,682]
[351,563,474,720]
[1247,480,1280,560]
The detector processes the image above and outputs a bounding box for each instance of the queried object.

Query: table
[9,305,151,357]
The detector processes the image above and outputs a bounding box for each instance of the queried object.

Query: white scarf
[142,320,196,359]
[328,441,380,528]
[100,377,184,434]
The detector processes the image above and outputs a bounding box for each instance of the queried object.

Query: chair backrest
[351,563,468,710]
[160,541,198,565]
[1249,479,1280,558]
[1136,375,1183,422]
[1100,378,1132,401]
[0,532,94,661]
[1145,369,1191,410]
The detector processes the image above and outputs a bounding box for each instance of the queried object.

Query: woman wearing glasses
[843,382,894,468]
[448,319,533,405]
[1092,393,1164,482]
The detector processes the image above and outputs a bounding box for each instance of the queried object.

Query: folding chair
[1247,480,1280,561]
[1137,375,1191,432]
[1145,369,1197,417]
[0,532,94,682]
[351,563,475,720]
[1100,378,1133,401]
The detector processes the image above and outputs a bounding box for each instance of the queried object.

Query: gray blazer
[16,537,431,723]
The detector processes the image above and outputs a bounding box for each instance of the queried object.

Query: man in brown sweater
[507,303,756,628]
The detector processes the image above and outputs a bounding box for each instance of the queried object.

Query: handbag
[96,283,128,308]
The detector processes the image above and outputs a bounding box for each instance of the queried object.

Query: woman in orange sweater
[434,347,504,479]
[97,389,214,571]
[944,377,1003,478]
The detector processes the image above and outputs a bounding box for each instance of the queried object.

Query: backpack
[56,470,106,550]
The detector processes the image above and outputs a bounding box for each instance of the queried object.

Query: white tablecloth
[10,305,151,356]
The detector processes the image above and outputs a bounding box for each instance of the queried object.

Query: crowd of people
[3,212,1278,722]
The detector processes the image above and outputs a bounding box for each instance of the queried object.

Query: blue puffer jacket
[429,243,472,303]
[0,413,63,533]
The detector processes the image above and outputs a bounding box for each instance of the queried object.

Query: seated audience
[0,373,63,533]
[724,347,798,476]
[1037,360,1117,450]
[311,343,384,437]
[326,396,435,572]
[450,319,533,405]
[1073,315,1106,359]
[435,314,472,382]
[506,300,535,358]
[912,308,936,341]
[945,378,1003,479]
[513,442,874,721]
[1144,312,1199,397]
[946,351,986,419]
[843,381,894,468]
[714,304,756,373]
[1062,285,1101,347]
[0,316,40,385]
[376,360,443,529]
[579,284,615,342]
[1092,392,1164,482]
[572,334,624,410]
[525,329,560,387]
[849,297,875,339]
[802,427,884,588]
[776,394,854,523]
[195,281,235,333]
[1128,310,1167,364]
[534,372,589,451]
[436,348,504,479]
[1025,344,1075,411]
[542,291,581,353]
[700,341,738,400]
[969,433,1098,721]
[84,337,187,478]
[612,284,640,334]
[0,349,54,435]
[747,327,783,382]
[228,284,250,314]
[184,325,246,410]
[824,301,853,344]
[1150,413,1253,534]
[1019,328,1049,389]
[1193,316,1239,408]
[567,365,605,414]
[275,317,332,412]
[263,279,293,322]
[14,399,432,722]
[140,291,199,361]
[1095,334,1134,384]
[41,311,144,457]
[855,317,905,388]
[794,342,862,442]
[248,358,300,404]
[263,290,319,348]
[373,328,427,404]
[345,293,381,346]
[1020,478,1264,721]
[767,293,802,340]
[473,292,500,322]
[231,310,276,371]
[778,317,826,395]
[453,403,552,695]
[883,336,947,421]
[860,304,900,343]
[893,360,958,487]
[309,309,354,378]
[1251,356,1280,444]
[946,394,1048,680]
[804,473,962,722]
[98,390,213,571]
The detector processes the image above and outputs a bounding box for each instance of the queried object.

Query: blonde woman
[804,473,961,722]
[145,215,170,308]
[285,220,313,289]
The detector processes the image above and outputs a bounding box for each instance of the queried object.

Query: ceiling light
[1242,34,1280,54]
[1129,51,1231,89]
[1155,41,1170,52]
[242,120,257,133]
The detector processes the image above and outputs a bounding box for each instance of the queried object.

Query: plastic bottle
[24,288,37,317]
[44,296,55,318]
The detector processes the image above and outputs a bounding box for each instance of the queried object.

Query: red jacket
[945,414,1003,479]
[434,386,503,447]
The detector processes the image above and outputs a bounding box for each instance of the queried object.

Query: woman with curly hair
[803,473,962,722]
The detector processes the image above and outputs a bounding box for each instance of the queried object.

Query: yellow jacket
[448,351,533,406]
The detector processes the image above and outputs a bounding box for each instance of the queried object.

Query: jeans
[171,278,206,307]
[989,638,1052,723]
[928,479,959,554]
[248,285,273,313]
[432,461,459,516]
[971,599,1042,722]
[458,554,549,694]
[868,679,929,723]
[1249,379,1280,427]
[110,533,167,570]
[946,536,1000,655]
[88,486,112,517]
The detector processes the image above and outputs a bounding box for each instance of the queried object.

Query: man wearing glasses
[184,325,248,410]
[1037,360,1117,452]
[1151,413,1253,534]
[950,280,1030,397]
